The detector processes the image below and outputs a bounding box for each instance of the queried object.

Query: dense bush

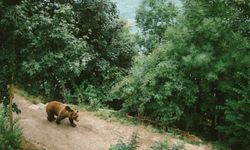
[112,47,197,125]
[0,108,22,150]
[0,0,137,103]
[112,0,250,149]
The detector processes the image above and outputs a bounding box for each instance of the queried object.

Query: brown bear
[46,101,79,127]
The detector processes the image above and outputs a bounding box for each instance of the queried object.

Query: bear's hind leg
[47,111,55,122]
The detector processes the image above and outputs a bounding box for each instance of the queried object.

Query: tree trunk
[7,72,14,130]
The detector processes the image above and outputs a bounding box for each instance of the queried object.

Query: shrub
[0,108,22,150]
[172,142,185,150]
[151,141,185,150]
[151,141,170,150]
[109,132,139,150]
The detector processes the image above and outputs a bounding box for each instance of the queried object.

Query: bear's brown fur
[46,101,79,127]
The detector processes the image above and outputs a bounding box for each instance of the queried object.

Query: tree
[0,0,23,129]
[178,1,250,149]
[7,0,137,107]
[54,0,137,104]
[17,0,91,99]
[111,45,197,125]
[135,0,178,51]
[114,0,250,149]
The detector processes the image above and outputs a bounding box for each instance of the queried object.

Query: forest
[0,0,249,150]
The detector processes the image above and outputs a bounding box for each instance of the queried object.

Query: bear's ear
[65,106,72,111]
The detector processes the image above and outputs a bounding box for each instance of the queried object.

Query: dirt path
[14,94,213,150]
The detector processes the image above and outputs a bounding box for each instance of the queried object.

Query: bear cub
[46,101,79,127]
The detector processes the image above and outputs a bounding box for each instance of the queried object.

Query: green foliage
[110,136,186,150]
[0,0,15,105]
[177,1,250,149]
[113,0,250,149]
[0,108,22,150]
[2,0,249,149]
[15,0,91,99]
[109,132,139,150]
[218,80,250,149]
[112,46,197,125]
[151,141,186,150]
[151,141,170,150]
[211,141,229,150]
[172,142,185,150]
[13,0,137,102]
[66,0,137,103]
[0,0,24,125]
[136,0,178,51]
[0,0,137,106]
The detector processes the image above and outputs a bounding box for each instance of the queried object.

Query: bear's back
[46,101,65,115]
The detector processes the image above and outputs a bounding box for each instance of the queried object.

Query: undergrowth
[0,107,22,150]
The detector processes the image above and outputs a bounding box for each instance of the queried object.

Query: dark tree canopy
[112,0,250,149]
[1,0,137,107]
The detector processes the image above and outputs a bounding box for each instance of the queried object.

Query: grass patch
[93,109,170,135]
[14,88,43,104]
[109,132,139,150]
[94,110,143,126]
[166,128,205,146]
[21,138,46,150]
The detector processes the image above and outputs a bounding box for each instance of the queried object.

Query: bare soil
[14,94,214,150]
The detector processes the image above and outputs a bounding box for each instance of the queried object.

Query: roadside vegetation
[0,107,22,150]
[109,132,187,150]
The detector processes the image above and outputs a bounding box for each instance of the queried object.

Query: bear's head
[65,106,79,122]
[70,110,79,122]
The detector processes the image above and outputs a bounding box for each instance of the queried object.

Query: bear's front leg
[47,115,55,122]
[69,118,77,127]
[56,116,65,124]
